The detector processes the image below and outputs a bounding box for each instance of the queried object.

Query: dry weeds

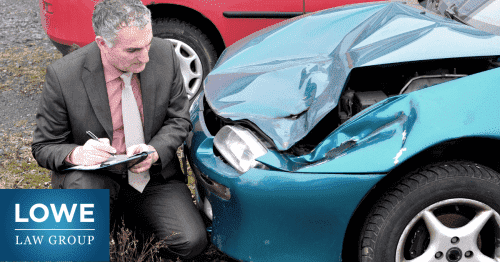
[0,46,62,94]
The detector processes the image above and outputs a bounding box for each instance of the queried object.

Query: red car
[39,0,382,102]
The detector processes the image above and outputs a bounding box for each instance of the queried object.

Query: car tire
[152,18,217,103]
[359,162,500,262]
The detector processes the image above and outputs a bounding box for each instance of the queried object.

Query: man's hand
[69,138,117,166]
[126,144,159,173]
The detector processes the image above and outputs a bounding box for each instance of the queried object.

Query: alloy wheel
[396,198,500,262]
[167,38,203,99]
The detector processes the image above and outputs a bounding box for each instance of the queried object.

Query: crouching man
[32,0,207,258]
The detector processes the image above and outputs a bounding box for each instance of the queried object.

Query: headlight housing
[213,125,268,174]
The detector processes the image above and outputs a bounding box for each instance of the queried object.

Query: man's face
[98,22,153,73]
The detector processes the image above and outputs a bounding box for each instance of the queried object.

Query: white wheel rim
[396,198,500,262]
[166,39,203,99]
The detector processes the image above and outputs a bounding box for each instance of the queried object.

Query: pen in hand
[86,131,116,156]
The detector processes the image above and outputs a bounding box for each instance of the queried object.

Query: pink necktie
[120,72,150,193]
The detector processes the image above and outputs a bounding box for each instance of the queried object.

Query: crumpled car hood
[203,2,500,151]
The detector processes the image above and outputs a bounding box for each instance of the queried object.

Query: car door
[217,0,303,45]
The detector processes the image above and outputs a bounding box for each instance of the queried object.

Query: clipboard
[63,151,154,175]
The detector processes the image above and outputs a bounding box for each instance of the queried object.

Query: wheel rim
[166,39,203,99]
[396,198,500,262]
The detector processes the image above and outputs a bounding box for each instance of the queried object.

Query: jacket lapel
[82,43,114,140]
[139,59,157,143]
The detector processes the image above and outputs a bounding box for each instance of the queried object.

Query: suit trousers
[51,169,208,259]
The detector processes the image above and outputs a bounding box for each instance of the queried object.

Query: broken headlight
[213,125,268,174]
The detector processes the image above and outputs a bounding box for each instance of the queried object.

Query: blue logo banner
[0,189,109,261]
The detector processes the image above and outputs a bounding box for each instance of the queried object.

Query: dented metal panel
[256,67,500,172]
[203,2,500,151]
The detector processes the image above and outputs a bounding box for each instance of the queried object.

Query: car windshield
[425,0,500,35]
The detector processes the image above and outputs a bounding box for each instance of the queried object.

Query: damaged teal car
[185,0,500,261]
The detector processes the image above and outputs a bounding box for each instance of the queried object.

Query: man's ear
[95,36,109,53]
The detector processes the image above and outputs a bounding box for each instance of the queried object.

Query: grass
[0,46,62,94]
[0,43,60,189]
[110,220,174,262]
[0,130,52,189]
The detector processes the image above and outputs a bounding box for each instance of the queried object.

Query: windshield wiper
[444,4,470,26]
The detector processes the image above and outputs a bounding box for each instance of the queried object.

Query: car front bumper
[186,94,385,261]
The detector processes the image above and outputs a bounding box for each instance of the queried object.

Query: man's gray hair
[92,0,152,47]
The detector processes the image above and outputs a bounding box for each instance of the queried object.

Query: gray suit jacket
[32,37,192,181]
